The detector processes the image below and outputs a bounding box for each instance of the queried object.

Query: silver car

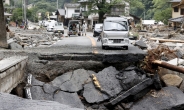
[100,17,130,50]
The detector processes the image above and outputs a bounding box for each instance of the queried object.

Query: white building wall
[65,7,80,18]
[4,0,10,5]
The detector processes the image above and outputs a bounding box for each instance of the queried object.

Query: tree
[83,0,127,23]
[0,0,8,48]
[12,8,23,22]
[152,0,171,24]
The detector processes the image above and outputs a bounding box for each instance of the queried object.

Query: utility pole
[57,0,58,9]
[24,0,26,22]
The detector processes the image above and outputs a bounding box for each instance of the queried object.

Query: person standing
[16,20,18,28]
[76,23,79,36]
[82,21,87,36]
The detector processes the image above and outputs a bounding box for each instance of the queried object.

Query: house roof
[169,0,184,7]
[78,0,88,3]
[64,3,80,8]
[56,9,65,16]
[169,0,181,2]
[168,16,184,22]
[129,14,140,20]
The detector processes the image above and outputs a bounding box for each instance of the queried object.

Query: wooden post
[0,0,8,48]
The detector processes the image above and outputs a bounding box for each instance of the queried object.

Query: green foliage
[11,8,23,22]
[129,0,171,24]
[85,0,126,23]
[152,0,171,24]
[153,8,171,24]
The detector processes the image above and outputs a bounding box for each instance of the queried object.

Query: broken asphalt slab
[30,75,85,109]
[130,86,184,110]
[83,66,122,103]
[0,92,83,110]
[105,78,153,108]
[51,69,90,92]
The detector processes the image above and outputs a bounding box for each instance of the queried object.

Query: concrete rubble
[0,92,83,110]
[7,28,63,49]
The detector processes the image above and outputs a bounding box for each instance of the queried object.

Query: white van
[100,17,130,50]
[46,20,57,32]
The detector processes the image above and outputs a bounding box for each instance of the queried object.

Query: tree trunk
[0,0,8,48]
[98,12,105,23]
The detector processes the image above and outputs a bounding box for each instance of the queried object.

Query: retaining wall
[0,56,28,93]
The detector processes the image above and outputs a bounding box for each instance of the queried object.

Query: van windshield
[104,21,128,31]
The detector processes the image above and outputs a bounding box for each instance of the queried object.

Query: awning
[168,16,184,23]
[4,12,12,16]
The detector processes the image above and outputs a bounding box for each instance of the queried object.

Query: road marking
[86,35,98,54]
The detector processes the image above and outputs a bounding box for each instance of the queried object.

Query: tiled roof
[169,0,181,2]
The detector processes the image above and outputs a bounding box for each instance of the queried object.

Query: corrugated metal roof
[168,16,184,22]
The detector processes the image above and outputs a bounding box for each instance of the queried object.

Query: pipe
[152,60,184,73]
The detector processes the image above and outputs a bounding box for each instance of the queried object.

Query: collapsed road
[1,25,184,110]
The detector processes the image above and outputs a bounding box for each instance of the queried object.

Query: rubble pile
[8,29,63,48]
[142,44,177,73]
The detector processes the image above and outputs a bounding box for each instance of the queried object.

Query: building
[4,0,10,5]
[78,0,130,31]
[110,1,130,16]
[168,0,184,28]
[55,9,65,23]
[64,3,80,26]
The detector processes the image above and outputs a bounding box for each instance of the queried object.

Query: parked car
[53,22,64,34]
[100,17,130,50]
[67,20,81,36]
[93,23,103,37]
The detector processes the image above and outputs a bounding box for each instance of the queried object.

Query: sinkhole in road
[8,52,145,110]
[10,60,137,98]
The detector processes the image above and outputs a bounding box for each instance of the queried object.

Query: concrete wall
[0,56,28,93]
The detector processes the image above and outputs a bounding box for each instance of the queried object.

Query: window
[104,21,128,31]
[174,7,178,12]
[75,10,80,13]
[181,9,184,15]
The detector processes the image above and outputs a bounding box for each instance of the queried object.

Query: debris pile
[8,29,63,48]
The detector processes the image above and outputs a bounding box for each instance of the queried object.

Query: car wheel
[68,34,70,37]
